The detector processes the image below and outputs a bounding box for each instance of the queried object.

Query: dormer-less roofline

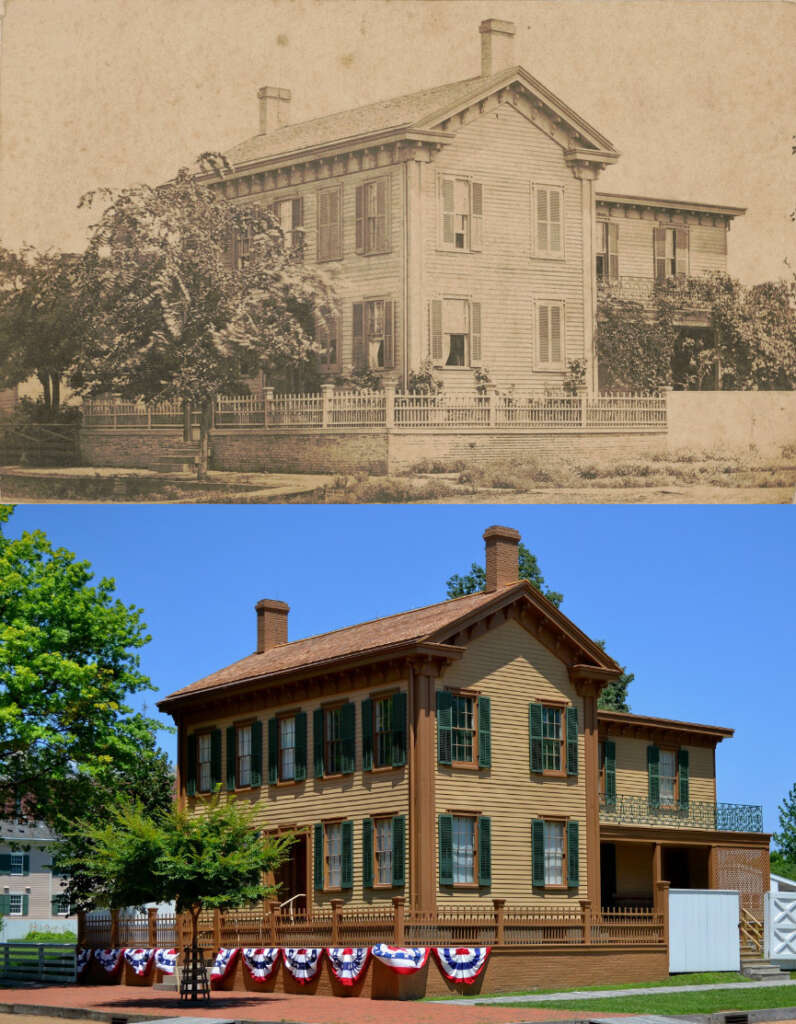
[597,193,746,219]
[598,709,735,744]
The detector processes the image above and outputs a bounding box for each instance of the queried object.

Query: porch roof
[598,709,734,743]
[596,193,746,219]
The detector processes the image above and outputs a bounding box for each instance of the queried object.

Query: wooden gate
[765,892,796,967]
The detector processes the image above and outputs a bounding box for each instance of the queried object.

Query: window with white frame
[430,298,482,368]
[596,222,619,281]
[317,186,343,262]
[325,821,343,888]
[533,185,564,258]
[236,724,252,788]
[543,820,565,886]
[356,178,390,255]
[374,818,393,886]
[439,176,483,251]
[269,197,304,253]
[535,301,565,369]
[659,749,677,807]
[8,893,23,915]
[279,716,296,782]
[654,227,689,281]
[197,733,212,793]
[10,853,24,876]
[54,893,70,915]
[316,314,339,369]
[452,814,476,884]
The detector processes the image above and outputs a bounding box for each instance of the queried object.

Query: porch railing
[600,793,764,833]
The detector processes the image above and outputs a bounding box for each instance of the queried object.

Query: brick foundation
[79,428,183,469]
[209,429,389,474]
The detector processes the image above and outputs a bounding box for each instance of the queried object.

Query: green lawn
[495,984,796,1015]
[426,971,748,1000]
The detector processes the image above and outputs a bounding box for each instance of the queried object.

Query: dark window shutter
[226,725,236,790]
[352,302,366,369]
[186,734,197,796]
[430,300,443,363]
[362,818,373,888]
[566,706,578,777]
[438,813,453,886]
[604,739,616,806]
[355,184,365,253]
[392,690,407,767]
[478,816,491,886]
[0,894,9,914]
[333,187,343,259]
[567,820,579,887]
[675,228,689,277]
[532,819,545,887]
[529,702,543,773]
[292,197,304,256]
[314,823,324,890]
[538,303,550,364]
[341,820,354,889]
[22,893,29,915]
[441,177,454,246]
[647,745,660,809]
[317,189,327,262]
[653,228,667,282]
[536,186,549,252]
[550,305,563,364]
[549,188,562,252]
[250,720,262,786]
[436,689,453,765]
[478,695,491,768]
[22,854,30,876]
[678,748,690,809]
[210,729,222,789]
[0,854,10,872]
[268,717,279,784]
[383,300,395,370]
[470,301,482,366]
[377,177,390,252]
[313,708,325,778]
[294,711,307,781]
[392,814,406,886]
[361,698,373,771]
[608,222,620,280]
[471,181,483,251]
[342,702,355,774]
[51,896,60,915]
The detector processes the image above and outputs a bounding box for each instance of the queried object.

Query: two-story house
[0,814,74,936]
[158,525,768,929]
[203,18,744,396]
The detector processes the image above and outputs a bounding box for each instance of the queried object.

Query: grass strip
[492,984,796,1015]
[425,971,749,1000]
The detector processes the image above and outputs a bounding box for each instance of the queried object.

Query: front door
[274,832,308,915]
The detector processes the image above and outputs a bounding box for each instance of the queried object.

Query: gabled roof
[225,65,617,171]
[159,580,619,712]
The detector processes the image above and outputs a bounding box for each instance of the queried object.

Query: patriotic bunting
[434,946,490,983]
[371,944,429,974]
[282,947,323,982]
[154,948,179,975]
[327,947,370,986]
[76,948,92,976]
[242,947,280,982]
[94,948,125,974]
[210,947,240,987]
[124,948,155,976]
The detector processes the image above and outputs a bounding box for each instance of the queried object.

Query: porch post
[580,898,592,945]
[493,898,505,946]
[321,382,334,428]
[409,661,437,914]
[331,899,342,945]
[652,842,663,908]
[655,880,670,949]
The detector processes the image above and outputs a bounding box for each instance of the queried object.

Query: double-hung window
[316,313,340,370]
[541,706,563,772]
[324,706,344,775]
[429,298,482,368]
[279,716,296,782]
[533,184,564,258]
[543,820,565,886]
[268,196,304,255]
[236,724,252,788]
[325,821,343,888]
[452,814,476,884]
[374,818,393,885]
[535,301,565,370]
[355,178,390,255]
[596,222,619,280]
[654,227,689,280]
[352,298,395,370]
[197,733,212,793]
[10,853,24,876]
[8,894,23,916]
[53,893,70,915]
[451,694,475,764]
[317,186,343,262]
[659,749,677,808]
[373,696,393,769]
[439,176,483,251]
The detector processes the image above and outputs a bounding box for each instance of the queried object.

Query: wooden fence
[0,942,77,984]
[82,389,666,432]
[80,897,666,951]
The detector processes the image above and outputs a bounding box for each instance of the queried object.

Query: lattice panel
[715,847,768,917]
[767,894,796,959]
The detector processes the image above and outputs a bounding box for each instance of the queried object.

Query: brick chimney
[479,18,516,77]
[258,86,291,134]
[483,525,521,592]
[255,599,289,652]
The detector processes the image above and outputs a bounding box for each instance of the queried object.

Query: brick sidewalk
[1,986,586,1024]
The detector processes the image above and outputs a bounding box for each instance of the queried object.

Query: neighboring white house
[0,817,75,938]
[771,872,796,894]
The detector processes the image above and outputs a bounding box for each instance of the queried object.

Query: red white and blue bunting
[434,947,490,984]
[371,944,429,974]
[210,947,240,987]
[282,947,323,983]
[124,948,155,977]
[154,948,179,975]
[76,948,92,976]
[242,947,280,982]
[94,948,125,974]
[327,947,370,986]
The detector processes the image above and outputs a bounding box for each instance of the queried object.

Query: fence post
[147,906,158,947]
[655,880,670,948]
[580,898,592,945]
[213,908,222,950]
[146,404,152,429]
[264,387,274,430]
[268,900,280,946]
[321,383,334,429]
[392,895,405,945]
[110,908,119,948]
[383,381,396,429]
[113,406,117,431]
[331,899,343,945]
[661,385,672,430]
[493,898,505,946]
[77,910,86,947]
[486,383,497,427]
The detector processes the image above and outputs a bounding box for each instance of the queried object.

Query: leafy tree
[445,545,632,710]
[773,782,796,863]
[0,248,86,414]
[0,505,168,826]
[595,293,674,392]
[771,850,796,882]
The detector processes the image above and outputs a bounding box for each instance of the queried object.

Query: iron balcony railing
[600,793,764,833]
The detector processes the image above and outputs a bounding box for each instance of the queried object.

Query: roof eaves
[596,193,746,218]
[597,709,735,740]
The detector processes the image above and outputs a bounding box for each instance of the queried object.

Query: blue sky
[8,505,794,838]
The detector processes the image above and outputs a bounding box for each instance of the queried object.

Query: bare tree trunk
[38,372,51,411]
[197,400,212,480]
[50,374,61,412]
[182,400,192,443]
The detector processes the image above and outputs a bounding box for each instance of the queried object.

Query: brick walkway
[0,987,587,1024]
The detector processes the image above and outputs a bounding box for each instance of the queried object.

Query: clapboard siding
[598,213,730,283]
[608,216,656,280]
[690,224,728,275]
[435,619,587,906]
[0,844,69,919]
[613,737,716,804]
[423,102,585,392]
[187,682,410,909]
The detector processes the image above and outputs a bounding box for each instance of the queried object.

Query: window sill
[451,883,481,891]
[355,248,393,257]
[531,253,566,262]
[367,764,402,774]
[541,769,567,778]
[274,779,303,788]
[447,762,483,772]
[532,367,565,374]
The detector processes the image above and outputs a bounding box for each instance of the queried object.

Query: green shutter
[392,815,406,887]
[51,896,60,915]
[226,725,236,790]
[22,854,29,876]
[268,718,279,784]
[604,740,616,806]
[567,821,580,887]
[438,813,453,887]
[22,894,29,915]
[647,745,660,809]
[250,720,262,787]
[314,823,324,891]
[313,708,324,778]
[437,690,452,765]
[210,729,222,789]
[362,818,373,888]
[294,712,307,781]
[532,819,545,887]
[341,820,353,889]
[0,854,10,872]
[478,816,491,886]
[678,748,690,809]
[0,894,9,914]
[392,691,407,767]
[566,706,578,776]
[342,702,355,774]
[478,696,491,768]
[529,702,543,774]
[185,734,197,796]
[361,699,373,771]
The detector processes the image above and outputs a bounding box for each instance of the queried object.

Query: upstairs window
[429,298,482,368]
[439,176,483,251]
[533,184,564,258]
[324,706,344,776]
[352,299,396,370]
[451,694,475,764]
[535,301,565,370]
[659,748,677,807]
[236,724,252,788]
[356,178,391,255]
[10,853,24,876]
[596,222,620,281]
[374,696,393,769]
[197,733,212,793]
[279,716,296,782]
[268,197,304,255]
[541,706,563,772]
[654,227,689,280]
[317,185,343,262]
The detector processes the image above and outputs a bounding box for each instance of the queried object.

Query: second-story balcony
[600,793,764,833]
[597,275,714,326]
